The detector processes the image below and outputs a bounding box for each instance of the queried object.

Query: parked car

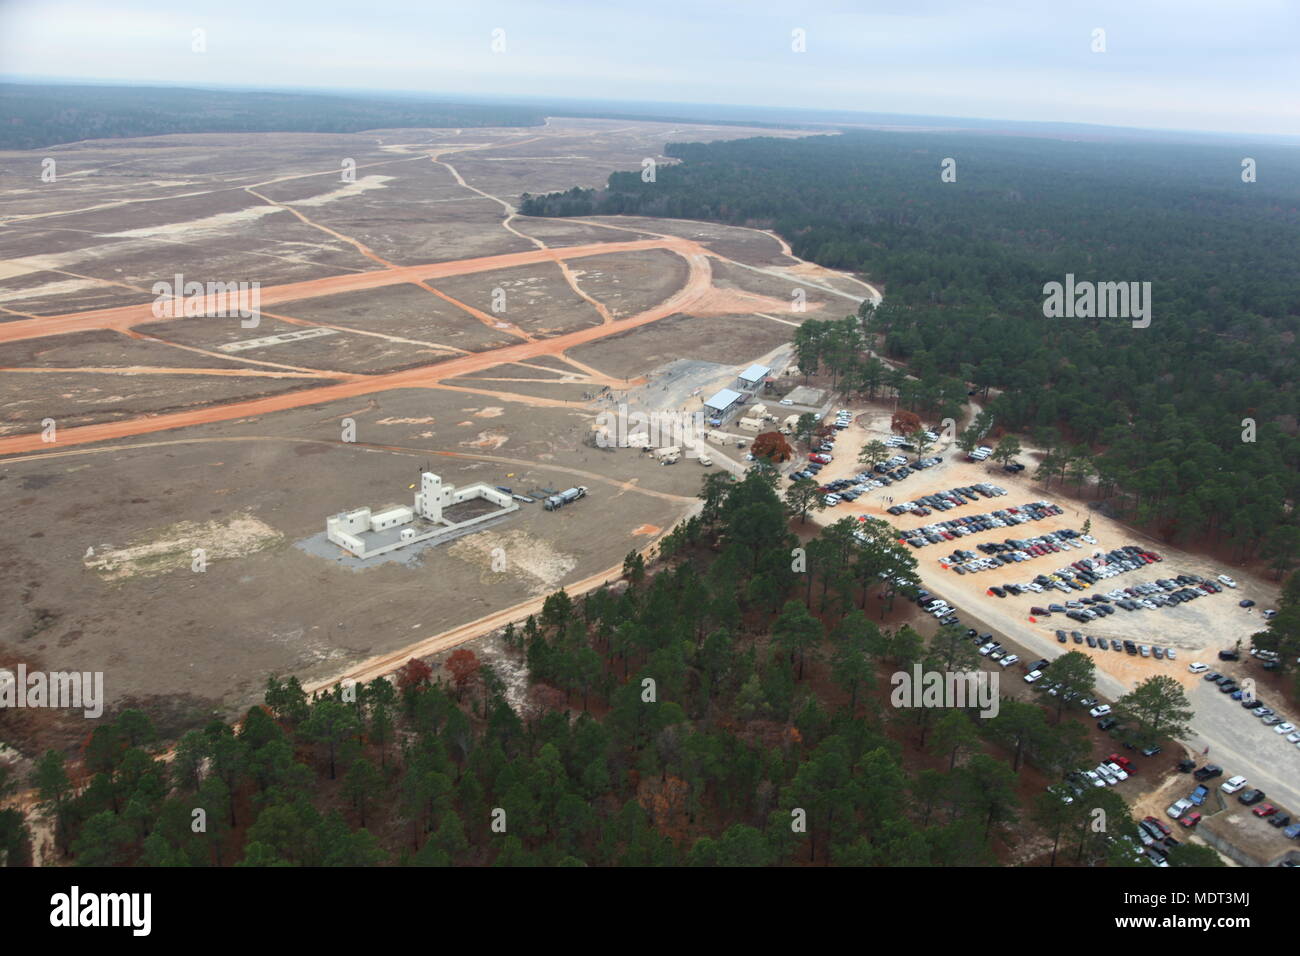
[1166,798,1193,819]
[1179,811,1202,828]
[1089,704,1112,718]
[1221,775,1248,794]
[1193,765,1224,782]
[1239,789,1267,806]
[1143,815,1172,837]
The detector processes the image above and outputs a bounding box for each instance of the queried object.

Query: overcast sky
[2,0,1296,136]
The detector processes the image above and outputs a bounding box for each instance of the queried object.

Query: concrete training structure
[326,470,519,559]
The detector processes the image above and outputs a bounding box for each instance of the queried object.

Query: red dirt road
[0,246,715,455]
[0,238,696,345]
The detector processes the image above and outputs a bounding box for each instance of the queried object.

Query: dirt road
[0,238,698,346]
[0,248,722,455]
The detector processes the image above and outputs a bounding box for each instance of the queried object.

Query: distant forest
[520,132,1300,568]
[0,84,546,149]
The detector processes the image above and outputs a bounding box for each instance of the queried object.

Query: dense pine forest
[0,85,546,150]
[521,131,1300,569]
[4,470,1226,867]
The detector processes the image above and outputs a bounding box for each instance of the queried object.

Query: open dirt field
[0,118,886,754]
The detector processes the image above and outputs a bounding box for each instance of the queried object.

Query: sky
[1,0,1297,137]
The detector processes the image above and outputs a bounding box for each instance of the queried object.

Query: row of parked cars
[903,502,1064,553]
[1054,628,1178,661]
[1171,766,1300,841]
[1192,664,1300,747]
[816,464,917,506]
[1023,566,1228,622]
[886,483,1008,518]
[1063,753,1137,793]
[940,525,1085,574]
[1133,815,1184,867]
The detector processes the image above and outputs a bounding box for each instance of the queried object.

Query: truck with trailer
[543,486,588,511]
[653,446,681,465]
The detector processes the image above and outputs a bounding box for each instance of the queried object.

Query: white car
[1188,662,1209,674]
[1275,722,1295,735]
[978,643,996,656]
[1166,798,1193,819]
[1089,704,1112,718]
[1024,670,1043,683]
[779,398,794,406]
[999,654,1019,668]
[1287,731,1300,744]
[1166,648,1177,661]
[1104,761,1129,781]
[1217,574,1237,588]
[1221,775,1247,794]
[1082,770,1105,788]
[1096,764,1119,786]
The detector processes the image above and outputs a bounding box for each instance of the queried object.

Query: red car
[1179,812,1202,828]
[810,454,832,464]
[1108,754,1135,773]
[1143,815,1172,837]
[1252,804,1278,818]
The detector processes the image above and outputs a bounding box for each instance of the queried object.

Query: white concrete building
[326,470,519,559]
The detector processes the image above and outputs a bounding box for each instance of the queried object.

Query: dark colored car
[1238,789,1266,806]
[1193,765,1224,782]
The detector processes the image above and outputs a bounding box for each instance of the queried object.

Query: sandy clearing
[103,205,285,239]
[0,278,104,303]
[287,175,394,207]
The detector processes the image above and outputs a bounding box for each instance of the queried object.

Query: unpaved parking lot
[803,399,1298,832]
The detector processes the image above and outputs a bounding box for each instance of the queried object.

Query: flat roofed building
[738,364,771,389]
[703,387,744,415]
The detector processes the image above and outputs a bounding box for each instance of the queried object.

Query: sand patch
[449,529,577,595]
[460,430,508,450]
[475,406,505,418]
[0,278,106,303]
[103,205,284,239]
[84,513,281,580]
[289,175,394,208]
